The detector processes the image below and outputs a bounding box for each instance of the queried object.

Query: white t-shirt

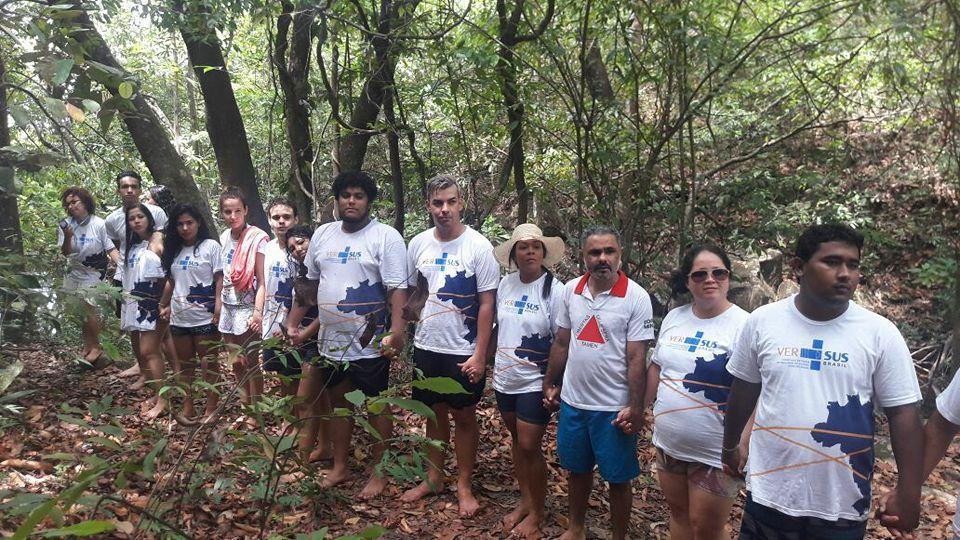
[57,215,115,284]
[219,226,268,307]
[306,219,407,360]
[493,272,564,394]
[169,239,222,328]
[105,203,167,281]
[407,226,500,355]
[935,371,960,536]
[651,303,749,469]
[121,240,166,332]
[556,272,655,411]
[727,295,922,521]
[262,239,295,338]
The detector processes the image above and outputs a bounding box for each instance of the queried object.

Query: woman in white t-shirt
[159,204,223,425]
[646,244,749,540]
[491,224,566,539]
[57,186,118,364]
[122,204,168,420]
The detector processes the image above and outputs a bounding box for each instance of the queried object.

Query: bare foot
[84,348,103,362]
[129,377,146,391]
[511,513,543,539]
[557,527,586,540]
[119,364,141,378]
[457,482,481,518]
[503,505,530,532]
[358,473,388,500]
[144,400,167,420]
[400,479,443,503]
[321,466,351,488]
[308,447,333,463]
[175,412,198,426]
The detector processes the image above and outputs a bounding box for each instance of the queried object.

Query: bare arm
[644,362,661,411]
[882,403,924,532]
[59,225,73,256]
[721,377,761,475]
[381,286,409,359]
[612,340,649,434]
[542,327,571,410]
[920,411,960,482]
[212,272,223,325]
[159,279,173,320]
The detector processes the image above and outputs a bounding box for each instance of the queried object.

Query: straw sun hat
[494,223,566,270]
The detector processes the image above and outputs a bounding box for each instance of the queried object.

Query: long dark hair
[124,203,156,265]
[148,185,177,214]
[161,203,216,274]
[509,241,554,299]
[668,243,732,298]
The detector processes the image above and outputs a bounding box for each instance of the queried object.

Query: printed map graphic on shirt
[131,280,162,323]
[336,279,387,329]
[516,333,552,374]
[436,271,479,343]
[811,394,874,514]
[682,352,733,411]
[276,276,294,310]
[186,283,216,313]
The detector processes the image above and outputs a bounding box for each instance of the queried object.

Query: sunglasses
[688,268,730,283]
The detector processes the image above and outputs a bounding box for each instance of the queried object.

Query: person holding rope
[722,223,923,539]
[645,244,749,540]
[490,223,565,539]
[542,225,655,540]
[260,198,300,398]
[158,204,223,425]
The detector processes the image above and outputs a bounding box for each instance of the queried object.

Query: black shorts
[411,347,484,409]
[495,390,550,425]
[320,356,389,397]
[263,346,314,377]
[170,323,219,337]
[739,494,866,540]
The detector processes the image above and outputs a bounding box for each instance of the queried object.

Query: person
[57,186,118,364]
[542,225,654,540]
[104,171,168,384]
[261,198,300,398]
[283,224,332,466]
[217,189,269,427]
[490,223,566,538]
[300,171,408,498]
[145,185,176,215]
[645,244,749,540]
[722,223,923,539]
[121,204,168,419]
[401,174,499,516]
[159,204,222,425]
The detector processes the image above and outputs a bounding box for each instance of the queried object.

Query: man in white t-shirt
[302,171,408,499]
[103,171,168,383]
[400,174,499,518]
[723,224,923,539]
[542,225,655,540]
[260,198,300,397]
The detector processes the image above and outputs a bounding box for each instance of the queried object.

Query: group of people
[55,170,960,539]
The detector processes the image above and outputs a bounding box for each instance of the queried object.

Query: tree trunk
[383,86,404,233]
[66,5,214,228]
[274,1,317,221]
[0,50,23,256]
[176,0,269,232]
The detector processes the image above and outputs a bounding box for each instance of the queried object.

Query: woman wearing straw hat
[492,223,566,539]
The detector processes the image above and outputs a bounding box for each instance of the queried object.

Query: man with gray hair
[401,174,500,517]
[543,225,654,540]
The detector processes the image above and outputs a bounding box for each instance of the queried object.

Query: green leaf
[294,528,328,540]
[42,453,77,462]
[377,397,435,421]
[52,59,74,86]
[142,437,167,479]
[0,360,24,395]
[86,436,121,451]
[41,520,116,537]
[360,525,387,539]
[344,389,366,407]
[411,377,468,395]
[118,81,134,99]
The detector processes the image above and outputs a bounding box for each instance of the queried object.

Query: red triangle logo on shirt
[577,316,606,344]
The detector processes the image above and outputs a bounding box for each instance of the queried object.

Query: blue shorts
[556,401,639,484]
[495,390,550,425]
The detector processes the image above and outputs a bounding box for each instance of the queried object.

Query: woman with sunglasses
[645,244,750,540]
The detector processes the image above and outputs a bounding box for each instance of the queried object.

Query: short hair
[795,223,864,262]
[115,170,142,189]
[425,173,462,200]
[148,185,176,213]
[331,171,378,203]
[267,197,298,217]
[219,188,247,209]
[669,243,732,297]
[60,186,96,215]
[579,225,621,248]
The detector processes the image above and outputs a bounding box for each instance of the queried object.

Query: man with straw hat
[491,223,565,538]
[543,225,655,540]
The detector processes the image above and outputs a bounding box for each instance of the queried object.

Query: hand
[457,355,484,384]
[542,383,561,411]
[211,307,221,326]
[381,331,405,360]
[159,305,171,321]
[721,445,746,478]
[288,327,303,346]
[877,486,920,536]
[248,311,263,334]
[612,406,642,435]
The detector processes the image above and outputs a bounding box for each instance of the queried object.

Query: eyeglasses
[688,268,730,283]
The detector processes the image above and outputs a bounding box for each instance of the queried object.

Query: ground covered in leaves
[1,346,960,538]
